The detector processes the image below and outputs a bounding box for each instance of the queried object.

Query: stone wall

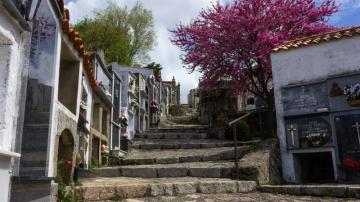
[238,139,282,185]
[53,106,79,179]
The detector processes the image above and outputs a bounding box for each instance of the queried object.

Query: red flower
[342,159,360,172]
[66,160,72,169]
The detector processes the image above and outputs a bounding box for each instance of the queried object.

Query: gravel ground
[122,192,360,202]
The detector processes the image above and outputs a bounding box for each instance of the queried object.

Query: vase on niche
[349,99,360,106]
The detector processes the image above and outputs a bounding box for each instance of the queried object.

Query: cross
[288,124,297,147]
[352,122,360,145]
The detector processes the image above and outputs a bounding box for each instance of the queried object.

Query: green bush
[225,121,250,141]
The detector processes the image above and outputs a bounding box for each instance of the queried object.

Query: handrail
[229,111,256,180]
[229,111,255,126]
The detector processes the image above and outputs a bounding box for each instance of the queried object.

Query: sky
[64,0,360,104]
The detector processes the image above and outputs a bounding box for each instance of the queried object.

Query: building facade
[188,88,199,109]
[272,26,360,183]
[163,77,181,106]
[9,1,97,201]
[89,53,112,166]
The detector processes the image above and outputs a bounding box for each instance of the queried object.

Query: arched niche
[56,129,74,184]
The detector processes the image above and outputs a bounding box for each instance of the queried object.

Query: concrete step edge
[119,148,250,166]
[132,142,258,150]
[74,180,257,201]
[80,163,258,180]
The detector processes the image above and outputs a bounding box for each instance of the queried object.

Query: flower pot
[349,99,360,106]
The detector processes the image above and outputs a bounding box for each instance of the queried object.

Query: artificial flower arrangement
[150,100,160,113]
[101,144,110,155]
[305,132,330,146]
[344,84,360,106]
[80,100,88,110]
[105,90,112,97]
[120,115,128,137]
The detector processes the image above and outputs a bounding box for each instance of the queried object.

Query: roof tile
[273,26,360,52]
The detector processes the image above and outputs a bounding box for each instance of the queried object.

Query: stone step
[24,111,51,124]
[120,146,251,165]
[259,184,360,199]
[147,127,207,133]
[74,177,257,201]
[23,124,50,134]
[86,161,258,180]
[132,139,258,150]
[19,167,47,176]
[135,133,208,139]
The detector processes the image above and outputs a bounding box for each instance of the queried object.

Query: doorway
[295,152,335,183]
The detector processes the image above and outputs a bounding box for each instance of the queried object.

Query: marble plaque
[282,82,329,115]
[20,0,58,177]
[335,114,360,161]
[285,115,332,149]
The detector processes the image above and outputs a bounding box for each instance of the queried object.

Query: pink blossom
[170,0,338,101]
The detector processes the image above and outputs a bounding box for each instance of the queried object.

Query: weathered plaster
[0,4,29,202]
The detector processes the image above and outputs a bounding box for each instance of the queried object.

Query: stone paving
[122,193,360,202]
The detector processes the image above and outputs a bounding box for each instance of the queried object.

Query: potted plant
[344,84,360,106]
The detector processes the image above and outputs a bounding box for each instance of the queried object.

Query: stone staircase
[74,116,279,201]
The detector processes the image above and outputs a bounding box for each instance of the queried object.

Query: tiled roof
[57,0,97,90]
[163,82,172,88]
[273,26,360,52]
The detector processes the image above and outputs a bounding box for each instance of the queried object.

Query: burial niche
[295,152,334,183]
[58,41,80,114]
[57,129,74,184]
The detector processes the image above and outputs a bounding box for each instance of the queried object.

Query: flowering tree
[171,0,338,134]
[171,0,338,106]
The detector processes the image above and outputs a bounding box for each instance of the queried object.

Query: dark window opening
[295,152,334,183]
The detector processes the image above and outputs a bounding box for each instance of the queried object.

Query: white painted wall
[82,74,93,167]
[47,1,83,176]
[271,35,360,182]
[0,7,27,202]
